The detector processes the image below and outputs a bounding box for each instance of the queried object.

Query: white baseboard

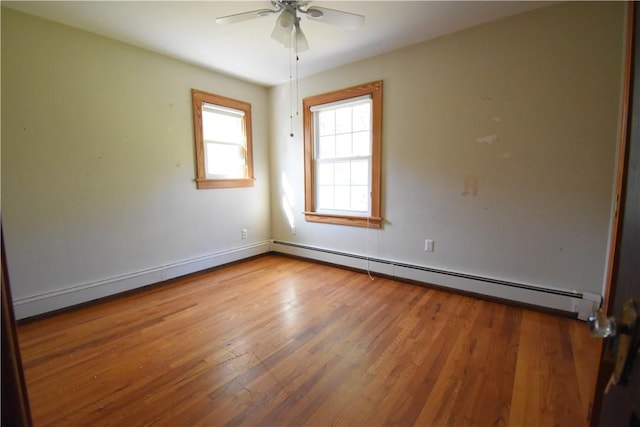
[14,240,602,321]
[271,240,601,320]
[13,241,271,320]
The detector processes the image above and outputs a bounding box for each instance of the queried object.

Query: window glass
[314,99,371,214]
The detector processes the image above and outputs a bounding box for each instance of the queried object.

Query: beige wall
[1,2,626,317]
[269,1,625,295]
[2,8,271,316]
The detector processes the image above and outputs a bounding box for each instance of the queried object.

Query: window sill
[196,178,254,189]
[304,212,382,229]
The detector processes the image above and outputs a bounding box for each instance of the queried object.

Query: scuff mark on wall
[462,175,479,196]
[476,134,498,144]
[476,98,502,145]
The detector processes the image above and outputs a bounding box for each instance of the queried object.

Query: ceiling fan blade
[215,9,275,25]
[305,7,364,30]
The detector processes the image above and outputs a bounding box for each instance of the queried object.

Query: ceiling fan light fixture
[270,8,295,45]
[276,8,294,29]
[293,23,309,52]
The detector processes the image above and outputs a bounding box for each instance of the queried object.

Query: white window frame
[312,95,372,216]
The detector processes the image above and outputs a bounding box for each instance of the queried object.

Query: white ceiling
[3,1,553,87]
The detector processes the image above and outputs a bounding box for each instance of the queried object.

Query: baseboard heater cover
[13,241,271,320]
[270,240,601,320]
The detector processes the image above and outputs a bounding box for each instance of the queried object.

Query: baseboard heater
[13,241,272,320]
[270,240,600,320]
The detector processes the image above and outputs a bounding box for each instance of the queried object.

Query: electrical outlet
[424,239,435,252]
[291,226,296,235]
[242,228,248,239]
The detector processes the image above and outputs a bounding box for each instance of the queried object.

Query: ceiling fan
[215,1,365,52]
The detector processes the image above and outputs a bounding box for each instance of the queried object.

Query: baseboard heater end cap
[576,291,602,321]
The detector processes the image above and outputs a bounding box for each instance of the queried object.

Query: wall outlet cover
[425,239,435,252]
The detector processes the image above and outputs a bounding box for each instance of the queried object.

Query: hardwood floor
[17,254,599,426]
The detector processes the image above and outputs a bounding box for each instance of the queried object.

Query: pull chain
[296,53,300,118]
[289,29,302,138]
[289,44,294,137]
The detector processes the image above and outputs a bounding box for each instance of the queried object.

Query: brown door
[590,3,640,426]
[1,226,32,426]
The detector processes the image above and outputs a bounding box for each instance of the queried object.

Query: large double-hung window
[313,95,371,213]
[303,81,383,228]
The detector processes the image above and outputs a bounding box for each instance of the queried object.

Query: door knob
[588,310,617,338]
[589,299,639,387]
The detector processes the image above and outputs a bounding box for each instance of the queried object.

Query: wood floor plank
[17,254,599,426]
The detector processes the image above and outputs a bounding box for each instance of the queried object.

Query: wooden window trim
[191,89,254,189]
[303,80,383,228]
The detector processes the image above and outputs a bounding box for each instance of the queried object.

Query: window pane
[351,160,369,185]
[351,185,369,212]
[317,186,334,209]
[202,108,243,143]
[335,106,352,134]
[334,186,350,210]
[206,142,244,177]
[353,103,371,132]
[335,134,352,158]
[318,110,335,136]
[352,131,370,156]
[317,163,334,185]
[334,161,350,185]
[318,135,335,159]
